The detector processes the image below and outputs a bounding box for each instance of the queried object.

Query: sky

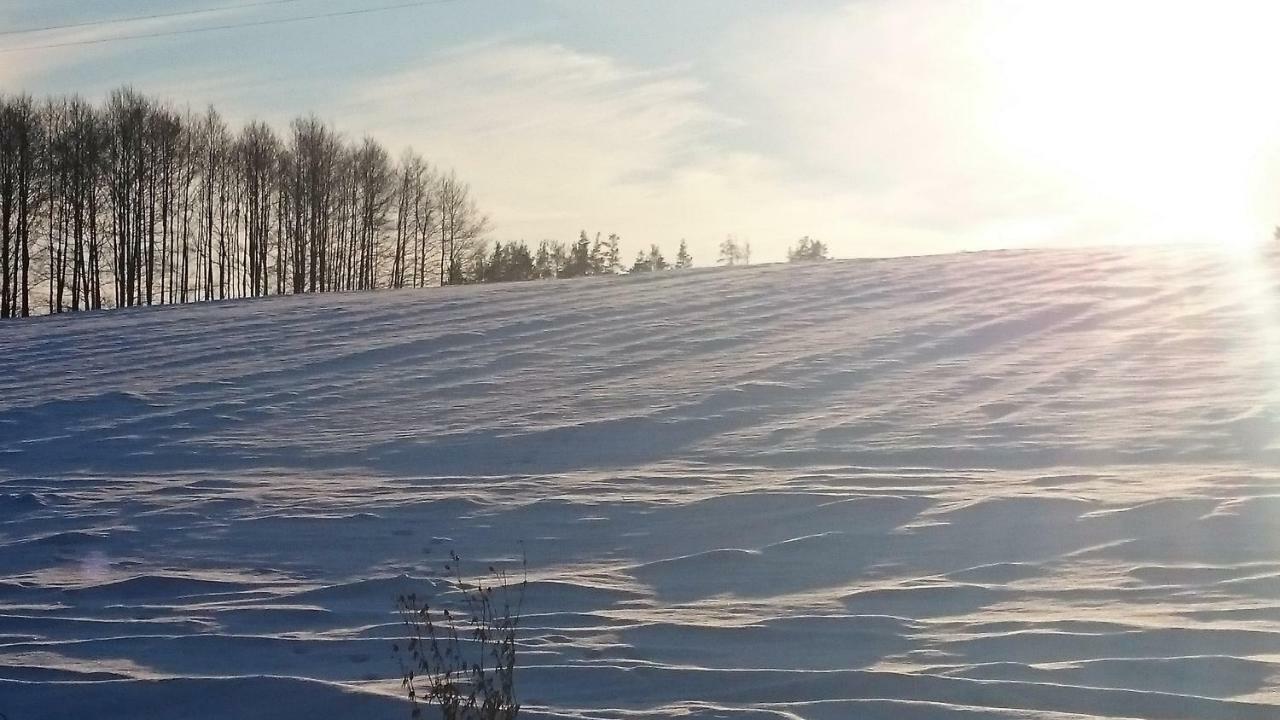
[3,0,1280,264]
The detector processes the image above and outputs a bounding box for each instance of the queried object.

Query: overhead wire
[0,0,316,37]
[0,0,460,54]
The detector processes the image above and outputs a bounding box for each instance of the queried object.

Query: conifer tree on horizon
[604,233,622,273]
[718,235,749,266]
[675,239,692,269]
[788,236,829,262]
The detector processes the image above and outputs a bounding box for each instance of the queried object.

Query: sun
[974,1,1280,251]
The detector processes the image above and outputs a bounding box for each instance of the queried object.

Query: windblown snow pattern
[4,247,1280,719]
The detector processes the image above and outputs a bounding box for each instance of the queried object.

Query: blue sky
[4,0,1279,263]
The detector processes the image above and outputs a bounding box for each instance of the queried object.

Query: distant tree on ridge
[675,239,692,269]
[788,236,829,262]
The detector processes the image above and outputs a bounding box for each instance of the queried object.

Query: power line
[0,0,316,37]
[0,0,460,54]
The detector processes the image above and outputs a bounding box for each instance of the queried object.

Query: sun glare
[977,2,1280,250]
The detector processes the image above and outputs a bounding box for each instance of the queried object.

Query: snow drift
[3,246,1280,719]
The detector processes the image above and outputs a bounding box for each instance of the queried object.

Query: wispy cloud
[359,43,723,178]
[342,39,941,260]
[11,1,1279,260]
[347,43,755,251]
[0,2,307,95]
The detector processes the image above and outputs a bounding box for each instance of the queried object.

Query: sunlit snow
[4,247,1280,719]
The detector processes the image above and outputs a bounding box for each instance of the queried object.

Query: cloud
[14,1,1278,262]
[349,41,855,262]
[0,3,311,102]
[348,3,1259,264]
[361,42,722,193]
[0,17,124,89]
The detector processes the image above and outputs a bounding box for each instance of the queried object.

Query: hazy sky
[4,0,1279,263]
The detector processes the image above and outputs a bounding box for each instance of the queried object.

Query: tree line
[0,87,493,319]
[1,88,837,321]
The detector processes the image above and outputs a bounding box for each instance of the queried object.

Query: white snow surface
[4,246,1280,719]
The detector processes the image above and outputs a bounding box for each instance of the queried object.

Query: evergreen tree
[481,241,504,282]
[631,245,669,273]
[562,230,593,278]
[787,236,829,262]
[508,241,534,280]
[534,240,554,279]
[589,232,606,274]
[719,235,748,266]
[447,255,467,285]
[647,244,668,271]
[549,240,568,277]
[675,239,692,269]
[605,233,622,273]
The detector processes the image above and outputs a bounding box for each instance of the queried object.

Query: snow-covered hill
[4,246,1280,719]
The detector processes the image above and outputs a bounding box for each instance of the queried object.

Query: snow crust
[4,247,1280,719]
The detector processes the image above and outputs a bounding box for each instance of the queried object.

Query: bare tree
[350,137,394,290]
[237,121,278,297]
[285,116,341,294]
[0,95,43,318]
[2,87,505,319]
[56,97,106,311]
[437,169,488,286]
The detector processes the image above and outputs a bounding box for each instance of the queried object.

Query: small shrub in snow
[395,551,526,720]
